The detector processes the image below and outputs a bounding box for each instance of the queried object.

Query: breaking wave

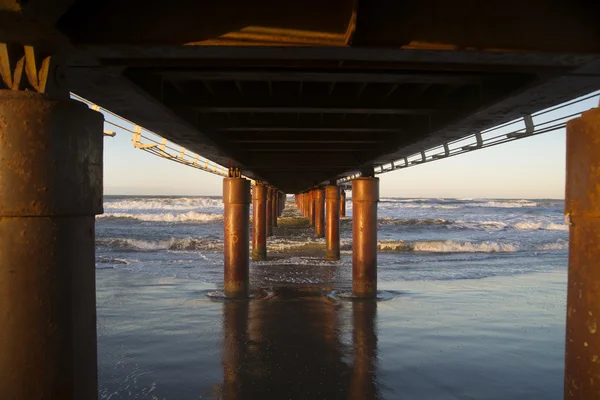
[97,237,223,251]
[104,197,223,211]
[97,211,223,223]
[378,239,568,253]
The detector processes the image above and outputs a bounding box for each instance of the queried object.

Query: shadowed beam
[195,106,451,115]
[162,70,483,85]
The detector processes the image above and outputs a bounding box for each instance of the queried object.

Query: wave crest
[97,211,222,223]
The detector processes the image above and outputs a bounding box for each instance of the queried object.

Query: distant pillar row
[352,178,380,298]
[564,108,600,400]
[315,188,325,238]
[272,188,278,229]
[0,91,103,399]
[309,190,315,227]
[252,184,267,261]
[266,187,273,237]
[223,177,250,298]
[325,186,341,260]
[340,189,346,218]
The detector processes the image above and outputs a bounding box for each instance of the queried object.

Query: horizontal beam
[196,106,447,115]
[242,148,369,152]
[218,127,404,132]
[164,70,483,85]
[231,140,384,144]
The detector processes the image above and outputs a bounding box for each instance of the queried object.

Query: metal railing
[338,90,600,184]
[71,93,230,178]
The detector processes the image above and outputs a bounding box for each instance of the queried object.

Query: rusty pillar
[340,189,347,218]
[266,187,273,237]
[325,186,341,260]
[348,300,378,400]
[252,184,267,261]
[223,177,251,298]
[315,188,325,238]
[352,178,380,298]
[304,192,309,217]
[0,91,103,399]
[564,108,600,399]
[272,189,278,229]
[309,190,316,227]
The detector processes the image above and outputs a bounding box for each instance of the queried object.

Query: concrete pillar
[314,188,325,238]
[325,186,341,260]
[252,184,267,261]
[266,187,273,237]
[340,189,347,218]
[0,91,103,399]
[272,189,278,229]
[352,177,379,298]
[309,190,316,227]
[564,108,600,399]
[223,177,251,298]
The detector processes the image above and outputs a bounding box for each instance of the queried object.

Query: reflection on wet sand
[219,287,379,399]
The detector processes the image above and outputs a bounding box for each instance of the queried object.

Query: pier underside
[2,1,600,399]
[3,0,600,192]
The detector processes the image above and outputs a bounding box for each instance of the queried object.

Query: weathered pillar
[564,107,600,399]
[303,192,309,217]
[223,174,251,298]
[0,91,103,399]
[325,186,341,260]
[352,177,379,298]
[340,189,347,217]
[309,190,316,227]
[272,189,278,229]
[314,188,325,238]
[266,187,273,237]
[252,184,267,261]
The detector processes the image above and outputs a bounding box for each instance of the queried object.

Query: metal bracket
[507,114,535,138]
[228,167,242,178]
[412,151,427,165]
[462,132,483,150]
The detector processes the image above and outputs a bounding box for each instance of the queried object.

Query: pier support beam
[325,186,341,260]
[309,190,316,227]
[0,91,103,399]
[272,189,278,229]
[252,184,267,261]
[340,189,347,218]
[266,187,273,237]
[315,188,325,238]
[352,177,380,298]
[223,175,251,298]
[564,107,600,399]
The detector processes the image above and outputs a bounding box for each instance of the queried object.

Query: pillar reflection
[348,300,379,400]
[219,290,380,399]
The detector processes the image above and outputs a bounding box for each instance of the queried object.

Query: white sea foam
[513,222,568,231]
[98,211,222,223]
[104,197,223,211]
[97,237,223,251]
[470,200,538,208]
[378,240,518,253]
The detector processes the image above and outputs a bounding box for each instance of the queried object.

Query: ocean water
[96,196,569,399]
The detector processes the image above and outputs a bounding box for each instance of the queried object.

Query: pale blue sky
[101,92,599,199]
